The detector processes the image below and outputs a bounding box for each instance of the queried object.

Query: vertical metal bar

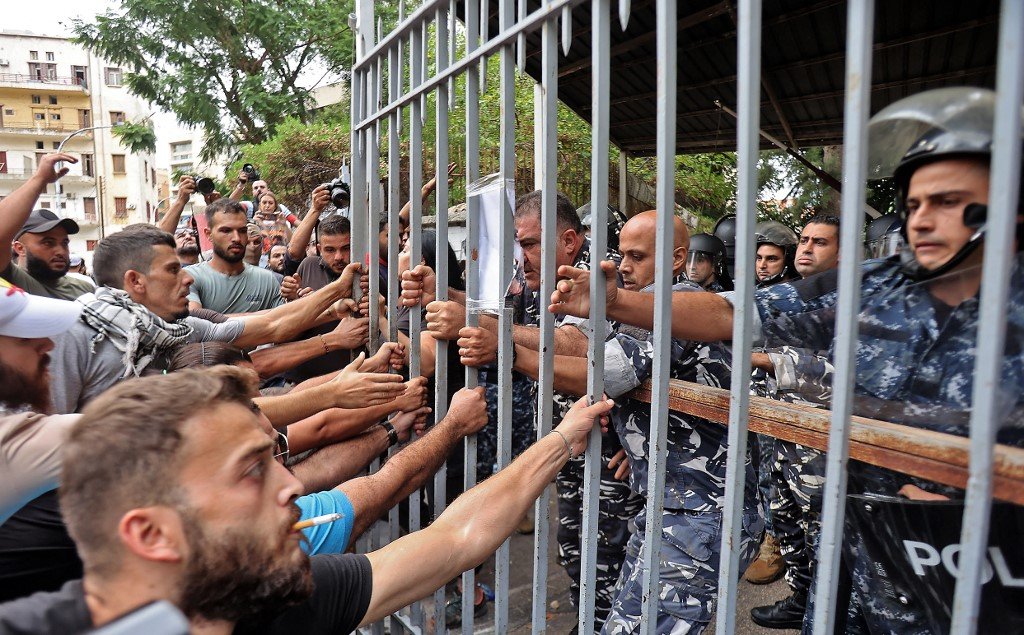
[397,0,406,136]
[714,2,759,633]
[811,1,874,632]
[636,0,674,632]
[618,150,627,214]
[449,0,457,106]
[494,0,516,631]
[408,15,426,632]
[368,55,383,354]
[618,0,631,31]
[950,2,1024,632]
[421,20,428,124]
[480,0,489,93]
[532,0,559,631]
[432,7,452,634]
[577,0,610,633]
[386,41,403,619]
[561,5,572,55]
[351,72,368,296]
[517,0,527,71]
[461,0,482,629]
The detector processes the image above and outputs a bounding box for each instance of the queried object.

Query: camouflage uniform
[600,280,763,634]
[476,370,536,478]
[520,237,642,631]
[747,257,1024,633]
[755,347,831,600]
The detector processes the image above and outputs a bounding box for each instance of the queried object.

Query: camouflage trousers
[477,372,536,479]
[750,432,777,534]
[557,447,644,632]
[604,507,763,635]
[770,439,826,596]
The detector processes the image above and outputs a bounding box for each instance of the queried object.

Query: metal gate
[347,0,1024,633]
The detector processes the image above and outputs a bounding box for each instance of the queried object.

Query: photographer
[229,164,295,221]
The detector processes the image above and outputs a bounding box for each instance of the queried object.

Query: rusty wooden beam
[629,379,1024,506]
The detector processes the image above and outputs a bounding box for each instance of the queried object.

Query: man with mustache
[0,365,614,634]
[185,199,285,314]
[0,153,94,301]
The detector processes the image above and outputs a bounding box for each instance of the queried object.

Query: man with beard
[48,225,404,414]
[0,365,615,634]
[0,153,94,301]
[0,278,83,523]
[186,199,284,314]
[0,277,86,599]
[267,245,287,275]
[173,226,201,265]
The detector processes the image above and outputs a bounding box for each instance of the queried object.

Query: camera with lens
[189,176,216,195]
[241,163,261,184]
[323,178,351,209]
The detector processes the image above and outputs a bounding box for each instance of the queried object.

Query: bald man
[459,210,763,633]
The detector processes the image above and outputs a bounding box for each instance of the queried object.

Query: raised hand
[328,352,406,408]
[400,264,437,308]
[35,152,78,184]
[549,260,618,319]
[552,396,615,458]
[457,326,498,367]
[440,387,488,437]
[424,300,465,341]
[309,184,330,215]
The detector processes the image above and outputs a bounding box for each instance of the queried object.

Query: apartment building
[0,31,159,258]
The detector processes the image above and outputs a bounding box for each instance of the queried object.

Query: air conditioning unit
[126,203,137,210]
[65,192,77,199]
[0,59,9,67]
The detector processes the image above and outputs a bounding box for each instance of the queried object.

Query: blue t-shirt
[296,489,356,555]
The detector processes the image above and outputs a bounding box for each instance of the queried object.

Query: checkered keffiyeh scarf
[77,287,194,378]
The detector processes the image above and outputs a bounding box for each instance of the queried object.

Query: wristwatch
[379,421,399,447]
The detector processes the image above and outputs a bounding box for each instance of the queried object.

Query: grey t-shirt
[1,264,93,301]
[49,316,245,414]
[185,262,284,314]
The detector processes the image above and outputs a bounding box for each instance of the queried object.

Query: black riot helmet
[864,213,904,259]
[867,87,1024,281]
[687,233,733,290]
[712,214,737,277]
[754,220,799,287]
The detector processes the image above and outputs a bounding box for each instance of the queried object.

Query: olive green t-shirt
[1,264,94,301]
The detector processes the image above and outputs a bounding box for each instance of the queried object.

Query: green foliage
[71,0,394,162]
[232,116,351,214]
[110,119,158,154]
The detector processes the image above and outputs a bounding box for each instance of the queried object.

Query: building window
[151,167,156,184]
[29,51,38,61]
[146,201,151,218]
[51,142,59,150]
[144,160,149,181]
[112,154,126,174]
[83,197,96,222]
[45,52,54,62]
[50,113,60,121]
[72,66,88,88]
[104,67,122,87]
[109,111,125,125]
[39,201,51,209]
[114,197,128,220]
[48,95,57,105]
[170,141,192,162]
[31,95,41,104]
[34,113,45,121]
[3,109,13,116]
[86,239,97,251]
[36,141,44,150]
[82,153,94,177]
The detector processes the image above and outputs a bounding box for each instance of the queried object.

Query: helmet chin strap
[899,203,988,281]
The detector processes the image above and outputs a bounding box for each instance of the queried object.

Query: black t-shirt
[0,491,82,602]
[0,553,373,634]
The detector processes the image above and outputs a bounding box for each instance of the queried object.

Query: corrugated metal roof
[479,0,1000,155]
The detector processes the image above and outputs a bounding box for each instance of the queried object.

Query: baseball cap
[16,209,80,239]
[69,254,84,267]
[0,278,82,338]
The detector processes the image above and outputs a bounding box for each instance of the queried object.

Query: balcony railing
[0,73,89,89]
[0,122,95,134]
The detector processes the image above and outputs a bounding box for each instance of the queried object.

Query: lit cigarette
[293,513,342,531]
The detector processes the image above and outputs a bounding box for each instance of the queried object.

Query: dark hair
[205,198,247,226]
[804,213,840,229]
[418,229,465,291]
[93,226,175,289]
[514,190,583,234]
[168,342,253,372]
[61,366,258,576]
[319,215,351,239]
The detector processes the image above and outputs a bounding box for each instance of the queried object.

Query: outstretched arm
[0,153,76,272]
[340,387,486,544]
[288,185,330,261]
[361,396,614,625]
[550,261,735,342]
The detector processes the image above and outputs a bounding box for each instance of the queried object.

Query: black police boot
[750,592,807,629]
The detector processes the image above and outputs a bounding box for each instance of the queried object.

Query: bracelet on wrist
[318,334,331,354]
[379,421,399,447]
[551,429,574,459]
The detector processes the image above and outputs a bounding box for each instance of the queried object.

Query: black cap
[17,209,80,239]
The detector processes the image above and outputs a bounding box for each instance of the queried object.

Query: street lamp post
[54,123,118,223]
